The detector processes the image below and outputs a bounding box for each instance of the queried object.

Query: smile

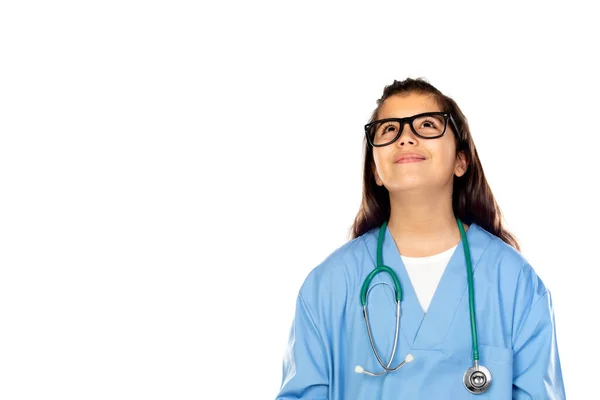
[394,157,426,164]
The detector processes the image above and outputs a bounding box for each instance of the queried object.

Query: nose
[395,121,418,146]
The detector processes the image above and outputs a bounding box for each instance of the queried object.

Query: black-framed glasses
[364,112,460,147]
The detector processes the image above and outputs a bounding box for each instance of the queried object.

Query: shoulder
[298,227,376,307]
[473,223,549,300]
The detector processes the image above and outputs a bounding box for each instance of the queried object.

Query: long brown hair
[349,77,520,251]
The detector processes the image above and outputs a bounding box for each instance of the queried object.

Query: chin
[385,181,426,192]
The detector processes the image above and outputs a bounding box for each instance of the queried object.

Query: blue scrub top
[275,223,566,399]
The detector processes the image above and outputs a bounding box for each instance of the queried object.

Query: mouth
[394,155,426,164]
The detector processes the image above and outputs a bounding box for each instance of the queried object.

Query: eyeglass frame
[364,111,461,147]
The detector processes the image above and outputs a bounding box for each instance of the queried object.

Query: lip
[393,152,427,164]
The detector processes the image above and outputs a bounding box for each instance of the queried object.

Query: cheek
[429,144,458,172]
[372,148,390,169]
[433,139,456,159]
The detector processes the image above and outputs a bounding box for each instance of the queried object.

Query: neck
[387,188,466,257]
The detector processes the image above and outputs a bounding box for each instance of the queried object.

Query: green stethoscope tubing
[359,216,480,362]
[458,216,480,362]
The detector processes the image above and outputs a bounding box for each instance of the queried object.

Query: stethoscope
[354,217,492,395]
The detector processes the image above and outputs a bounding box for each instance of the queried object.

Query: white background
[1,1,598,399]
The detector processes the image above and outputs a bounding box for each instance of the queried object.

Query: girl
[275,78,565,399]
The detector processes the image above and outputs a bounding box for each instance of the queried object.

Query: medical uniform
[276,222,566,399]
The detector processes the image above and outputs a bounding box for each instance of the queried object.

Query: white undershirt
[400,244,458,313]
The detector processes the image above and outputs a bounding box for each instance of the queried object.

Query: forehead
[378,93,441,119]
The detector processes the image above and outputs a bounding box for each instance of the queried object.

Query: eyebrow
[377,111,443,120]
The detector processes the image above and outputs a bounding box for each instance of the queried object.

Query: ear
[371,162,383,186]
[454,151,468,178]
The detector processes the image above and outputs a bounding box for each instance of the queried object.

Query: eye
[381,123,397,134]
[421,118,439,128]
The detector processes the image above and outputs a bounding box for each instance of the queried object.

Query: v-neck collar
[362,222,492,350]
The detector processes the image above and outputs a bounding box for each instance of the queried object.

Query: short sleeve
[512,288,566,399]
[275,293,329,400]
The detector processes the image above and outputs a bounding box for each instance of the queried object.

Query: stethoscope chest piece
[463,364,492,394]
